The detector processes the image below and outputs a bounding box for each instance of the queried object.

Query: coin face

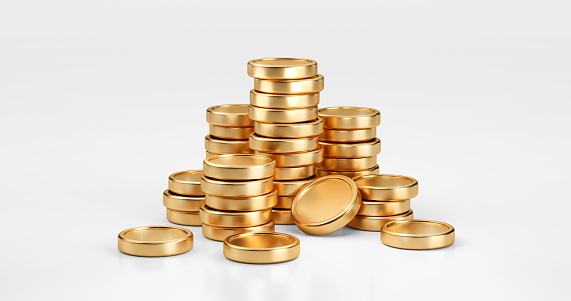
[249,58,316,68]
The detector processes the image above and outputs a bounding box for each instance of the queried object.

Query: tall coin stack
[200,154,277,241]
[348,174,417,231]
[247,58,325,224]
[205,104,254,158]
[317,107,381,178]
[164,170,205,226]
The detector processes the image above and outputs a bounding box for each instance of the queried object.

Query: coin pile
[200,154,277,241]
[348,174,417,231]
[163,170,205,226]
[205,104,254,158]
[247,58,325,224]
[317,107,381,178]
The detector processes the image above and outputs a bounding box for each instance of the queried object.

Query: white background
[1,1,570,300]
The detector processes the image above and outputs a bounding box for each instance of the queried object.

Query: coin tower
[205,104,254,158]
[247,58,325,224]
[163,170,205,226]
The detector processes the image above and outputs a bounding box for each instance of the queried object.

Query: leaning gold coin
[274,165,315,181]
[205,190,278,211]
[254,118,323,138]
[250,90,319,108]
[206,104,253,127]
[319,138,381,158]
[223,232,300,264]
[318,107,380,129]
[347,209,413,231]
[247,57,317,79]
[199,205,272,228]
[274,176,316,197]
[201,176,274,197]
[321,156,377,171]
[118,226,193,257]
[202,221,275,241]
[319,128,377,142]
[209,125,254,140]
[250,133,318,153]
[249,105,318,124]
[358,199,410,216]
[163,190,205,212]
[254,75,324,94]
[352,174,418,201]
[316,164,380,178]
[381,220,455,250]
[166,209,202,226]
[203,154,275,181]
[168,170,204,196]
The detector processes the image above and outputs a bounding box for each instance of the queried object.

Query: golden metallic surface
[166,209,202,226]
[291,175,361,235]
[254,118,323,138]
[163,190,205,212]
[168,170,204,196]
[247,58,317,79]
[206,104,253,127]
[319,138,381,158]
[255,148,323,167]
[205,151,222,159]
[316,164,380,178]
[202,221,275,241]
[274,166,315,181]
[319,107,380,129]
[205,135,252,154]
[320,128,377,142]
[347,209,413,231]
[118,226,193,257]
[381,220,455,250]
[275,196,294,209]
[249,134,318,153]
[272,209,295,224]
[199,205,272,228]
[250,90,319,109]
[353,174,419,201]
[358,199,411,216]
[249,105,318,124]
[205,189,278,211]
[201,176,274,197]
[223,232,300,264]
[254,75,324,94]
[321,156,377,171]
[203,154,275,181]
[209,125,253,140]
[274,177,316,197]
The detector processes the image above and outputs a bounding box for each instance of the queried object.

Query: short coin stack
[348,174,417,231]
[317,107,381,178]
[247,58,325,224]
[200,154,277,241]
[205,104,254,158]
[163,170,205,226]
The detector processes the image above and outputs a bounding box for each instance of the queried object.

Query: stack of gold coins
[348,174,418,231]
[317,107,381,178]
[200,154,277,241]
[205,104,254,158]
[163,170,205,226]
[247,58,324,224]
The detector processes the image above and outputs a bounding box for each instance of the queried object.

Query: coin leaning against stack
[164,170,205,226]
[247,58,324,224]
[200,154,277,241]
[317,107,381,178]
[205,104,254,158]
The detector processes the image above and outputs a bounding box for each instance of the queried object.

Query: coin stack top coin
[205,104,254,158]
[163,170,205,226]
[247,58,324,224]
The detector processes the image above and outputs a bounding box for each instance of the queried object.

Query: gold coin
[118,226,193,257]
[381,220,455,250]
[254,118,323,138]
[205,151,221,159]
[316,164,380,178]
[163,190,205,212]
[319,128,376,142]
[321,156,377,171]
[319,107,380,129]
[274,176,316,197]
[353,174,418,201]
[247,57,317,79]
[291,175,361,235]
[199,205,272,228]
[254,75,324,94]
[166,209,202,226]
[206,104,253,127]
[209,125,254,140]
[205,190,278,211]
[223,232,300,264]
[319,138,381,158]
[275,196,294,209]
[347,209,413,231]
[201,176,274,197]
[250,90,319,108]
[205,135,252,154]
[255,148,323,167]
[249,133,318,153]
[274,165,315,181]
[203,154,275,181]
[358,199,410,216]
[202,221,275,241]
[168,170,204,196]
[249,105,318,124]
[272,209,295,224]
